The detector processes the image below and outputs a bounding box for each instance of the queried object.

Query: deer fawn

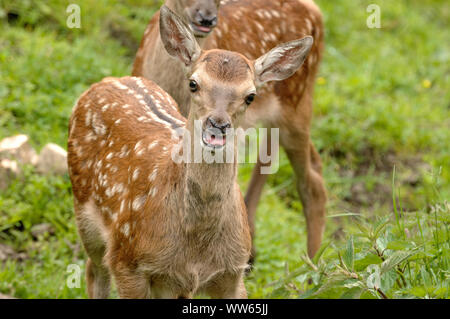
[133,0,327,260]
[68,6,313,298]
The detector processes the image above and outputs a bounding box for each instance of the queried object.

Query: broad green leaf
[366,264,381,289]
[354,253,383,271]
[432,287,449,298]
[387,240,413,250]
[407,286,427,298]
[343,280,366,289]
[340,287,364,299]
[295,274,308,284]
[380,269,397,292]
[313,273,349,295]
[376,235,388,252]
[311,272,321,286]
[381,250,418,274]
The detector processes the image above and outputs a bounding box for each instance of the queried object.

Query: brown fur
[68,75,251,298]
[202,50,251,82]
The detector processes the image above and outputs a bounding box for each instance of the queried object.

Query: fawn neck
[179,113,238,223]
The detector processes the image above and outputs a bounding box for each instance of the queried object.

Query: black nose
[197,12,217,27]
[207,117,231,134]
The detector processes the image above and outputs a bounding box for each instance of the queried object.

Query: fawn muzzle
[190,8,218,35]
[201,116,231,149]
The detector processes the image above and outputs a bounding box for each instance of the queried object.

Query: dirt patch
[341,150,431,211]
[274,148,431,215]
[0,243,28,263]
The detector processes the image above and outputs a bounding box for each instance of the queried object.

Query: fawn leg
[282,133,327,257]
[86,257,111,299]
[206,273,247,299]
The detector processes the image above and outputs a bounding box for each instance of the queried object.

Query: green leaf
[380,269,397,292]
[340,287,364,299]
[380,250,418,274]
[366,264,381,289]
[312,240,331,264]
[313,273,349,296]
[342,236,354,271]
[269,286,291,299]
[406,286,427,298]
[387,240,413,250]
[354,253,383,271]
[421,266,432,287]
[376,235,388,252]
[373,217,390,238]
[343,280,366,290]
[355,220,371,238]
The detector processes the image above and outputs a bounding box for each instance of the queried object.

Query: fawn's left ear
[254,36,313,85]
[159,5,202,67]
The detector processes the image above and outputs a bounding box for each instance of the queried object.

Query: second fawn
[133,0,327,261]
[68,6,313,298]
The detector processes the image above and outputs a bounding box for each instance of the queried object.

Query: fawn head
[170,0,220,37]
[160,5,313,151]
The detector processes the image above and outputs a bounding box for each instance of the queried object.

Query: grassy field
[0,0,448,299]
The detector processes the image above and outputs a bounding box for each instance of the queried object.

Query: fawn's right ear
[160,5,202,67]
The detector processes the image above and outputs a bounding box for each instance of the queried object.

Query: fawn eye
[189,80,198,92]
[245,93,256,106]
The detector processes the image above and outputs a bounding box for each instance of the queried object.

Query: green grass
[0,0,448,299]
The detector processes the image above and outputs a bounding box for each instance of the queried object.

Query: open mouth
[202,130,227,150]
[190,23,213,35]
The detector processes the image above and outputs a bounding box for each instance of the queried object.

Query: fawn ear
[160,5,202,67]
[254,36,313,85]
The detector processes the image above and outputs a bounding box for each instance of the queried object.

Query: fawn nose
[196,11,217,28]
[206,117,231,134]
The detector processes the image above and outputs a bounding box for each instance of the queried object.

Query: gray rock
[30,223,55,238]
[36,143,68,175]
[0,134,38,165]
[0,159,20,190]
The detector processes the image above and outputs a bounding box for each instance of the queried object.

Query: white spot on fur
[112,183,124,194]
[85,110,92,126]
[149,187,158,198]
[149,168,158,182]
[148,141,158,150]
[132,168,140,181]
[132,195,146,211]
[121,222,130,237]
[119,145,129,158]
